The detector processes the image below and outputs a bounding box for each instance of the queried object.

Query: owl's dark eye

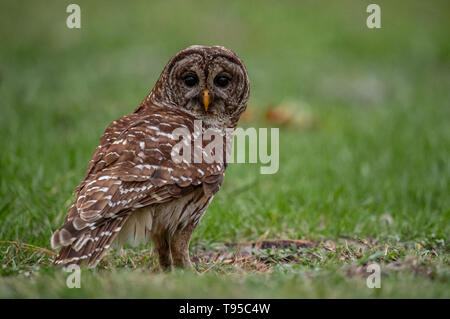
[183,74,199,87]
[214,75,230,88]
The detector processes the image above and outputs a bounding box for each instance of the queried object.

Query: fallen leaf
[264,100,318,129]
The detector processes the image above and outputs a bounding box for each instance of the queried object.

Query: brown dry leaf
[240,107,253,122]
[265,100,318,129]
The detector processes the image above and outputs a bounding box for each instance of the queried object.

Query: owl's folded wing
[51,107,225,253]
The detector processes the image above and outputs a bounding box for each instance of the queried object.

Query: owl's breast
[114,187,213,248]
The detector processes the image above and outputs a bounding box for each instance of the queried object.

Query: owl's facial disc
[154,46,249,128]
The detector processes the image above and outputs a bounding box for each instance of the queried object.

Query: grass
[0,0,449,298]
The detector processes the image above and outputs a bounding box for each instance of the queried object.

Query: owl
[51,45,250,270]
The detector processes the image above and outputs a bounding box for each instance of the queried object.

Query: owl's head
[150,45,250,128]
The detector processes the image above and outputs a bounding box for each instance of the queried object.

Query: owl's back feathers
[52,103,225,267]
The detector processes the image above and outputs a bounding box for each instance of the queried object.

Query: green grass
[0,0,449,298]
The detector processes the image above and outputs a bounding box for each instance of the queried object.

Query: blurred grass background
[0,0,449,298]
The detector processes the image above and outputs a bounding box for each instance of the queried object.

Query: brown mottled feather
[52,104,225,267]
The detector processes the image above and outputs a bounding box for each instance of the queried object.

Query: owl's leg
[152,231,172,271]
[170,223,196,268]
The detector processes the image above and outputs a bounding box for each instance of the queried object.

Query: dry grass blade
[0,240,57,257]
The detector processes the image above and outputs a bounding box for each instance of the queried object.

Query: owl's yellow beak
[202,89,211,112]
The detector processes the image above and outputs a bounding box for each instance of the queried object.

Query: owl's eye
[214,75,230,88]
[183,74,199,87]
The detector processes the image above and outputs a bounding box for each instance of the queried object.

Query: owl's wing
[52,105,225,265]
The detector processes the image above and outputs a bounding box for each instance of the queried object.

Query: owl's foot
[152,232,173,271]
[170,223,196,269]
[157,259,173,272]
[172,251,193,269]
[152,225,196,270]
[155,250,191,271]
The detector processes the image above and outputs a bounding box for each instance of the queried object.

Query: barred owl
[51,45,250,270]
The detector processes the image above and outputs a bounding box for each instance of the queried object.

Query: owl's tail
[52,214,130,268]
